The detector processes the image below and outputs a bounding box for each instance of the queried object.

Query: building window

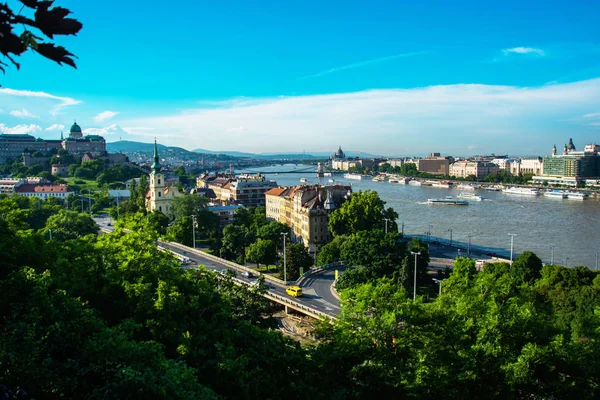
[159,206,162,212]
[158,191,161,197]
[158,179,161,184]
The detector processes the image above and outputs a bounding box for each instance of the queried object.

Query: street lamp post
[550,245,554,266]
[428,225,433,249]
[383,218,390,234]
[467,234,472,258]
[86,189,92,213]
[433,278,445,296]
[281,232,288,283]
[508,233,517,262]
[191,215,196,249]
[411,251,421,301]
[447,229,452,247]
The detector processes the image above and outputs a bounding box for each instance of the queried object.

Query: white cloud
[467,145,478,150]
[583,112,600,118]
[502,47,545,56]
[0,88,80,107]
[45,124,65,131]
[83,124,128,136]
[0,124,42,134]
[121,77,600,155]
[94,110,119,123]
[300,51,429,79]
[10,108,39,119]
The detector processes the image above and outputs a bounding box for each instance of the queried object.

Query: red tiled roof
[265,187,286,196]
[16,184,71,193]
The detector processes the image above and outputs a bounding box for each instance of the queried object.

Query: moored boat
[344,173,366,180]
[566,191,589,200]
[408,180,422,186]
[503,187,540,196]
[543,190,567,199]
[300,178,307,183]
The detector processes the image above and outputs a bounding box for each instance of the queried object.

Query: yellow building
[265,185,351,259]
[146,140,184,214]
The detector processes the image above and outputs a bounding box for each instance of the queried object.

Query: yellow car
[286,285,303,297]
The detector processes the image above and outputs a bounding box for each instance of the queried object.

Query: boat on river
[543,190,567,199]
[503,187,540,196]
[344,173,366,180]
[458,193,483,201]
[433,181,453,188]
[300,178,307,183]
[408,180,422,186]
[457,183,480,191]
[372,176,386,182]
[427,196,469,206]
[566,191,589,200]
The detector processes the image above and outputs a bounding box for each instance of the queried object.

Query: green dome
[70,122,82,133]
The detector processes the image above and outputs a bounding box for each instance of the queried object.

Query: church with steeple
[145,140,184,214]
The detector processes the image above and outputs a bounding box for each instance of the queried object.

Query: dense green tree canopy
[328,190,398,236]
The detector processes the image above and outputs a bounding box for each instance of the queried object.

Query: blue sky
[1,0,599,156]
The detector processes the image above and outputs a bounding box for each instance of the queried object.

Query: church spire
[152,139,162,172]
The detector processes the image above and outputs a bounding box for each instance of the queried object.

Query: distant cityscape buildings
[0,121,106,163]
[265,184,352,259]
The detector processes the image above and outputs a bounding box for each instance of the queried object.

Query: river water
[239,164,600,269]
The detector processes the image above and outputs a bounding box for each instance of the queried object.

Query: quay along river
[240,164,600,269]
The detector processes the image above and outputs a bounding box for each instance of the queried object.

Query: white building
[15,183,73,199]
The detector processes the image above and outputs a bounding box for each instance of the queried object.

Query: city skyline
[1,0,599,155]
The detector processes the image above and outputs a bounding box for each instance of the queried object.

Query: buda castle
[0,121,106,163]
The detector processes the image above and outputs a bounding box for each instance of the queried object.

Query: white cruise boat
[372,176,386,182]
[300,178,307,183]
[457,183,479,191]
[396,177,411,184]
[408,180,422,186]
[432,181,453,188]
[458,192,482,201]
[503,187,540,196]
[543,190,567,199]
[484,185,501,191]
[566,192,589,200]
[344,173,366,180]
[427,196,468,206]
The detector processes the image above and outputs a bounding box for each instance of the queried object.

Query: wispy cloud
[94,110,119,123]
[300,51,428,79]
[10,108,39,119]
[583,112,600,118]
[121,77,600,155]
[45,124,65,131]
[0,124,42,135]
[0,88,81,107]
[502,47,545,56]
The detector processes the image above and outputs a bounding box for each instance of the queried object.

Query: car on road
[286,285,303,297]
[241,271,255,278]
[250,279,270,290]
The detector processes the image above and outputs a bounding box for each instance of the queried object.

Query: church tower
[148,140,166,213]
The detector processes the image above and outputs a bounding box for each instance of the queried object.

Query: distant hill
[108,141,385,159]
[192,148,325,160]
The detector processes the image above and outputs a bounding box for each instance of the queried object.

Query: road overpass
[94,216,341,320]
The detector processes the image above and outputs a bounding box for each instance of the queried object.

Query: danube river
[240,164,600,269]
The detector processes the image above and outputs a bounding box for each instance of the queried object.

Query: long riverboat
[426,197,469,206]
[543,190,567,199]
[503,187,540,196]
[566,192,589,200]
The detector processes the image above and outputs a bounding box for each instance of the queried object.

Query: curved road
[94,216,342,318]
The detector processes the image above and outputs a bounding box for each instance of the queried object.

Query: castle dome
[69,121,83,139]
[70,122,82,133]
